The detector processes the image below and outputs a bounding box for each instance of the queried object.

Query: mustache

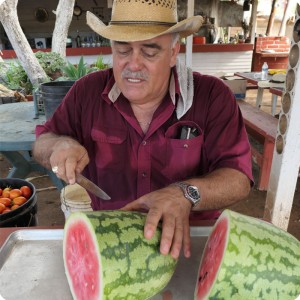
[121,69,149,81]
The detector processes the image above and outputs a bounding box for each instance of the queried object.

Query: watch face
[187,186,199,200]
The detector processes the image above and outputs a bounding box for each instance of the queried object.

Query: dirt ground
[0,89,299,241]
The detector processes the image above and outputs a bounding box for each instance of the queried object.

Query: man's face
[111,34,180,104]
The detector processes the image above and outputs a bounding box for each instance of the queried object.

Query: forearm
[187,168,251,211]
[32,133,82,169]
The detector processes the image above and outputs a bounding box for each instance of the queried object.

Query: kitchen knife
[76,173,111,200]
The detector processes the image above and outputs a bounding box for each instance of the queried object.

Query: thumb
[120,200,139,211]
[121,198,149,212]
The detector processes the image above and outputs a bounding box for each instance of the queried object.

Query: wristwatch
[174,182,201,207]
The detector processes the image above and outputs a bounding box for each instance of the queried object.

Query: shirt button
[142,172,147,177]
[142,141,147,146]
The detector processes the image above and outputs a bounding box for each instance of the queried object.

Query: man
[33,0,253,260]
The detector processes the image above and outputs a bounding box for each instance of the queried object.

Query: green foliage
[92,55,110,70]
[0,61,33,95]
[58,55,109,81]
[34,51,66,78]
[58,56,94,81]
[0,51,67,95]
[0,53,110,94]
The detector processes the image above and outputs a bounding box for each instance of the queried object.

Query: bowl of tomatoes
[0,178,37,227]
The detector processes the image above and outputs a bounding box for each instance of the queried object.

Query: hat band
[109,21,177,26]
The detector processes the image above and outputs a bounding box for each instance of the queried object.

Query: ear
[170,42,180,67]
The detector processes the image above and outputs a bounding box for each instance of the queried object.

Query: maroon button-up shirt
[36,68,253,219]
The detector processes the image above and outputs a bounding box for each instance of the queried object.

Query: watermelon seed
[198,271,208,282]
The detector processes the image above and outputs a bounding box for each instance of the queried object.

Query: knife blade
[76,173,111,200]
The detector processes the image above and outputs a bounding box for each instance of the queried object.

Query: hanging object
[34,8,49,23]
[73,3,83,19]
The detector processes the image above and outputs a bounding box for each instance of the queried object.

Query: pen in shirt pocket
[180,125,199,139]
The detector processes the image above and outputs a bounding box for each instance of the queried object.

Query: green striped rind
[67,210,177,300]
[207,210,300,300]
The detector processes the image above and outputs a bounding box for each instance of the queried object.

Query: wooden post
[264,4,300,230]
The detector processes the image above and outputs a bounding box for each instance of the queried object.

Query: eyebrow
[114,41,162,50]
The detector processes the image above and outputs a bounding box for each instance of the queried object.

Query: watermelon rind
[195,209,300,300]
[63,210,178,300]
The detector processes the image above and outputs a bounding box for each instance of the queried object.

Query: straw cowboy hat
[86,0,203,42]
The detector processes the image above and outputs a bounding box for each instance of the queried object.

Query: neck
[131,101,161,134]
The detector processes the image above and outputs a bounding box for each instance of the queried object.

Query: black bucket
[40,81,75,120]
[0,178,38,227]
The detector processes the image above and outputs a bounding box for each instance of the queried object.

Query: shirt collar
[106,64,192,119]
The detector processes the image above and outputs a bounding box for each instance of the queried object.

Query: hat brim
[86,11,203,42]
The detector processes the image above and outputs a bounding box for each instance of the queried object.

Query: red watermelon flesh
[196,217,228,299]
[195,209,300,299]
[64,219,101,300]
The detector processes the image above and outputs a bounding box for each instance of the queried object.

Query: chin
[122,89,147,102]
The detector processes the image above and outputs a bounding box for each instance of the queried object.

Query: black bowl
[0,178,38,227]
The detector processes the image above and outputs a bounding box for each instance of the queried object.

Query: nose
[127,51,143,71]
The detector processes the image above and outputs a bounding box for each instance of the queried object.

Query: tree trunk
[266,0,279,36]
[278,0,296,36]
[0,0,48,86]
[52,0,75,58]
[249,0,258,44]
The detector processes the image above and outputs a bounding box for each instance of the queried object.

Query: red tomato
[2,208,11,213]
[9,189,22,199]
[2,190,10,198]
[20,186,32,199]
[0,197,12,207]
[0,203,5,213]
[12,196,27,206]
[11,204,20,210]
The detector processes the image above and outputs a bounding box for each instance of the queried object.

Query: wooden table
[234,72,273,109]
[0,102,64,189]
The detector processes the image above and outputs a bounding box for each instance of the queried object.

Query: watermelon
[195,209,300,300]
[63,210,178,300]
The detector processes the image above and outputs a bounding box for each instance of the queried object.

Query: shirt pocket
[91,126,127,171]
[163,121,204,181]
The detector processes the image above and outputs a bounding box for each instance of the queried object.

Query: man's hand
[121,185,192,259]
[33,133,89,184]
[49,138,89,184]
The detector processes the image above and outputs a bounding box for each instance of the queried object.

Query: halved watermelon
[195,209,300,300]
[63,210,178,300]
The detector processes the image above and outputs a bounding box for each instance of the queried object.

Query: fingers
[159,214,176,256]
[144,194,191,259]
[49,141,89,184]
[124,187,192,259]
[182,221,191,258]
[160,215,190,259]
[144,207,162,240]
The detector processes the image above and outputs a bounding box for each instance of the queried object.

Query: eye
[142,49,158,58]
[115,45,131,56]
[118,49,130,56]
